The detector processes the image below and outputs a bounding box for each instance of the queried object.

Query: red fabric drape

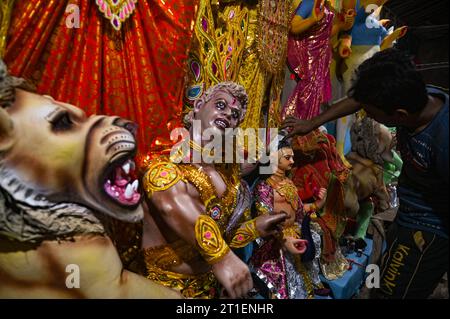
[4,0,198,156]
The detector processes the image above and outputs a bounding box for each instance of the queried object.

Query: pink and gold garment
[282,3,334,120]
[249,180,322,299]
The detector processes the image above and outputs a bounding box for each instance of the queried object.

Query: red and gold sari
[3,0,198,155]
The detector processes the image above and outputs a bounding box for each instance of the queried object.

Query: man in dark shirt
[283,48,448,299]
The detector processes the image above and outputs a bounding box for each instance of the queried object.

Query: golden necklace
[267,174,299,212]
[95,0,138,31]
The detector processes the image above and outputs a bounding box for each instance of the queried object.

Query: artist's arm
[282,97,361,137]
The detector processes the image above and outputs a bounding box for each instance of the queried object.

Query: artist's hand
[284,237,308,255]
[315,187,328,209]
[281,116,316,138]
[255,213,288,238]
[212,251,253,299]
[312,0,326,22]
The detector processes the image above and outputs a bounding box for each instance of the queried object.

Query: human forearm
[283,97,361,137]
[312,97,361,128]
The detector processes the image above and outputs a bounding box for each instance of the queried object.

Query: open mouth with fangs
[103,158,141,207]
[214,118,230,130]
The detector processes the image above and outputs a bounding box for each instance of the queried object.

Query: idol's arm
[0,236,181,299]
[149,182,253,299]
[291,0,326,35]
[380,26,408,51]
[303,187,328,213]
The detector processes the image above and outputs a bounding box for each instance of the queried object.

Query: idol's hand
[312,0,326,22]
[343,8,356,29]
[339,41,352,58]
[255,213,287,238]
[379,19,391,28]
[212,251,253,299]
[284,237,308,255]
[392,26,408,40]
[315,187,328,209]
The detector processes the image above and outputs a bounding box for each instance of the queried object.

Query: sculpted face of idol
[193,89,244,135]
[278,147,295,172]
[0,89,143,222]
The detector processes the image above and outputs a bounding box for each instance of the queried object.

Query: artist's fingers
[280,123,292,130]
[269,212,288,226]
[267,226,283,237]
[281,117,298,126]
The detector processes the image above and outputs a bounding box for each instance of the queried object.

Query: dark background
[382,0,449,89]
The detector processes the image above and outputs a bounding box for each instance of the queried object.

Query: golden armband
[229,218,260,249]
[143,159,182,197]
[195,215,230,264]
[310,202,318,212]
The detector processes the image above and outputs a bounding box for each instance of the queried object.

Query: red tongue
[115,167,129,187]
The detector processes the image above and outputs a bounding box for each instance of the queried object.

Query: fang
[124,184,133,199]
[122,162,131,175]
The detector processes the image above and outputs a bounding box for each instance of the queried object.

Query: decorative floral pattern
[95,0,138,31]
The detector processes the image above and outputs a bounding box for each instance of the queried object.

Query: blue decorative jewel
[210,206,222,220]
[187,85,203,101]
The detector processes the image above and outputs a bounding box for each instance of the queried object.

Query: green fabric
[383,150,403,184]
[355,201,374,239]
